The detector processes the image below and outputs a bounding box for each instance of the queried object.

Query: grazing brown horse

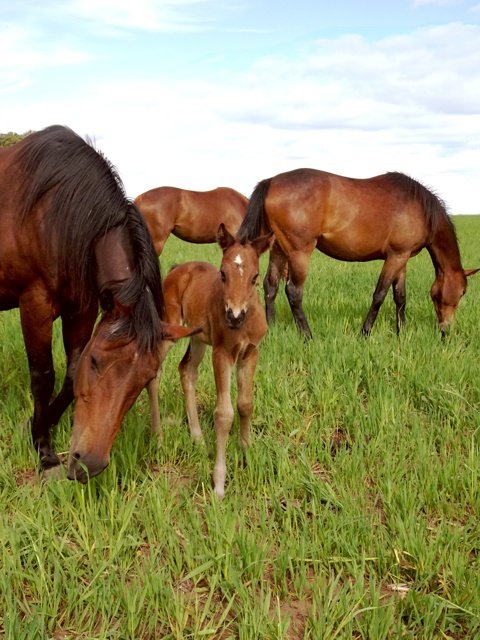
[148,224,274,499]
[0,125,194,482]
[135,186,248,255]
[237,168,478,337]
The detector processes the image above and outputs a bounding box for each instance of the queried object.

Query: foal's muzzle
[225,308,246,329]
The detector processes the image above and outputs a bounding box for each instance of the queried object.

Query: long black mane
[14,125,164,352]
[384,171,457,239]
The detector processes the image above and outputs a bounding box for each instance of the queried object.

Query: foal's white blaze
[234,253,244,275]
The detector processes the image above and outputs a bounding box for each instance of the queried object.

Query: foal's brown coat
[148,224,274,498]
[135,186,248,255]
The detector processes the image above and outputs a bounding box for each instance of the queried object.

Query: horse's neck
[95,227,134,290]
[427,217,463,275]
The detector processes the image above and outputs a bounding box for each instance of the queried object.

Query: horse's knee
[214,405,234,431]
[237,399,252,420]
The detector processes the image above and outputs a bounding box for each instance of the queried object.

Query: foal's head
[216,223,274,330]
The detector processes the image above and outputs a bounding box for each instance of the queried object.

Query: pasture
[1,215,479,639]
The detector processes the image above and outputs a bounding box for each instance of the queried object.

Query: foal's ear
[161,322,202,342]
[465,268,480,277]
[216,223,235,251]
[252,231,275,256]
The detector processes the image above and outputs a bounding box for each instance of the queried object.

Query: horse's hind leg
[392,266,407,335]
[179,339,207,443]
[236,346,259,448]
[362,255,408,335]
[284,247,315,338]
[263,241,287,325]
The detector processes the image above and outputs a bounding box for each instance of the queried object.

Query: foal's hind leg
[362,255,408,335]
[284,246,316,338]
[263,241,288,325]
[148,338,176,441]
[179,339,208,443]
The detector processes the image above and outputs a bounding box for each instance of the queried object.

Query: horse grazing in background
[0,125,195,482]
[148,224,274,499]
[237,168,478,338]
[135,186,248,255]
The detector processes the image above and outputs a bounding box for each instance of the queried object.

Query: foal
[148,224,274,499]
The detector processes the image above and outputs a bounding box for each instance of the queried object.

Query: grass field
[1,216,479,639]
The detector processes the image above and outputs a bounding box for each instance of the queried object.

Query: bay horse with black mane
[0,125,194,482]
[135,186,248,255]
[237,168,478,338]
[148,224,274,499]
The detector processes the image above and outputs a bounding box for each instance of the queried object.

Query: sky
[1,0,480,213]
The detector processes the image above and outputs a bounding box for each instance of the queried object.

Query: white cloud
[1,21,479,213]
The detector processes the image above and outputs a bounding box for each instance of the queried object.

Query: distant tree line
[0,130,34,148]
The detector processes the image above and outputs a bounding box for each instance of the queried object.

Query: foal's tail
[236,178,272,242]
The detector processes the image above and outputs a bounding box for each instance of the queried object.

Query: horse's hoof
[41,465,66,481]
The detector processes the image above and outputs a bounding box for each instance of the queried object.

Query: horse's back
[265,168,432,260]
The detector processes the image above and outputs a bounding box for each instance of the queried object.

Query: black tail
[237,178,272,242]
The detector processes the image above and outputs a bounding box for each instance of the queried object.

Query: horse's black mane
[384,171,457,239]
[14,125,164,352]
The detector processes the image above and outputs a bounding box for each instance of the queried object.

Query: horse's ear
[161,321,202,342]
[252,231,275,256]
[216,223,235,251]
[464,268,480,278]
[99,288,115,313]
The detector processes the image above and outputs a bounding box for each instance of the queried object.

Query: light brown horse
[135,186,248,255]
[148,224,274,499]
[0,125,195,482]
[237,168,478,337]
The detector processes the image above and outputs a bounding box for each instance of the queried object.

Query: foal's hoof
[41,464,66,481]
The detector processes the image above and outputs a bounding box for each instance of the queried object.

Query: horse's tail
[237,178,272,242]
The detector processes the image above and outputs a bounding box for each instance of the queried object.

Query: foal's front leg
[212,348,235,499]
[236,347,259,448]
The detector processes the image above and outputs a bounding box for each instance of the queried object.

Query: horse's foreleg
[236,347,259,448]
[392,266,407,335]
[212,348,234,499]
[263,242,287,325]
[47,308,97,430]
[179,339,207,444]
[19,296,59,470]
[284,249,314,338]
[362,256,407,335]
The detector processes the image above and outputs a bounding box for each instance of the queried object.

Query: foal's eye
[220,270,226,283]
[252,273,259,285]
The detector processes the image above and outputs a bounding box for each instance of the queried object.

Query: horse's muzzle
[225,308,246,329]
[66,452,108,483]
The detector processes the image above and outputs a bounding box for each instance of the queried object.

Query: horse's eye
[220,270,226,283]
[252,273,259,285]
[90,354,100,371]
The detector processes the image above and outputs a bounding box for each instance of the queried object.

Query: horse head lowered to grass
[148,224,274,499]
[237,168,478,337]
[0,125,195,482]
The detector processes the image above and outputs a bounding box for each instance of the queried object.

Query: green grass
[1,216,479,639]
